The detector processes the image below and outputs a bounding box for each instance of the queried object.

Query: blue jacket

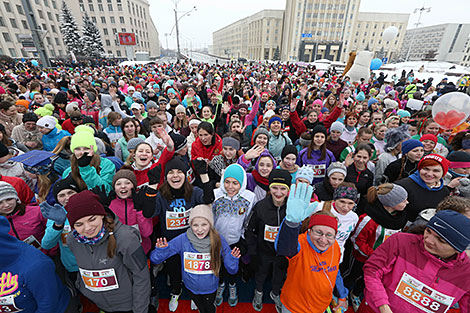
[42,128,71,152]
[0,216,70,313]
[41,218,78,272]
[62,157,116,193]
[150,232,238,294]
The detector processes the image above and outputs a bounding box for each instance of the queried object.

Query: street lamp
[170,1,197,60]
[405,6,431,61]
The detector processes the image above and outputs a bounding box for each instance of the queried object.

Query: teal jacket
[41,218,78,272]
[62,157,115,193]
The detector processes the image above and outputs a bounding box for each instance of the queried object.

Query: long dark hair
[159,179,193,203]
[307,133,327,161]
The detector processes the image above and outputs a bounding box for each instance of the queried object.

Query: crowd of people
[0,59,470,313]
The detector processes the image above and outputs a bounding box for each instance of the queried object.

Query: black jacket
[382,157,419,184]
[345,164,373,215]
[314,176,335,201]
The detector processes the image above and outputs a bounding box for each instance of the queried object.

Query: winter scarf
[365,199,408,230]
[72,226,106,245]
[252,170,269,191]
[186,227,211,253]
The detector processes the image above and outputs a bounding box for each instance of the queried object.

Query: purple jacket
[239,150,277,202]
[296,148,336,184]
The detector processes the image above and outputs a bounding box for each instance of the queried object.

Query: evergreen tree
[81,12,105,58]
[60,1,83,55]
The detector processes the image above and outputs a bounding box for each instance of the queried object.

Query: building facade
[461,36,470,67]
[281,0,360,62]
[399,23,470,63]
[68,0,160,59]
[0,0,68,58]
[343,12,409,63]
[212,10,283,61]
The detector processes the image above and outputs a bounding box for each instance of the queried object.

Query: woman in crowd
[115,117,146,162]
[382,139,424,184]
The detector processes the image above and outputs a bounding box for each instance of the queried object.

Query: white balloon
[382,26,399,42]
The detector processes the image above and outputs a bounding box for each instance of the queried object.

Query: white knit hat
[36,116,56,129]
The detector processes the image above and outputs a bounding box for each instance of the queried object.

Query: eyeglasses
[311,229,335,240]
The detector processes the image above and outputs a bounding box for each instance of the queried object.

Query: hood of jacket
[218,163,248,198]
[254,150,277,171]
[409,170,445,191]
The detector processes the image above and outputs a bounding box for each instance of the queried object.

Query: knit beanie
[427,210,470,253]
[112,169,137,188]
[397,109,411,118]
[189,204,214,228]
[312,124,327,137]
[66,190,107,227]
[127,137,145,151]
[175,105,186,114]
[170,133,188,153]
[269,115,282,127]
[327,162,347,177]
[0,182,19,202]
[447,151,470,169]
[296,165,314,184]
[401,139,423,155]
[53,91,68,105]
[189,118,201,127]
[223,164,245,186]
[0,142,9,158]
[308,213,338,232]
[253,127,269,143]
[264,109,276,120]
[222,137,240,151]
[36,116,56,130]
[299,132,312,147]
[281,145,298,160]
[165,157,189,177]
[418,154,450,176]
[269,169,291,189]
[147,100,158,110]
[70,125,97,152]
[420,134,438,144]
[52,177,81,201]
[330,121,345,134]
[65,102,79,115]
[385,124,410,151]
[377,184,408,207]
[22,112,38,123]
[333,185,358,201]
[85,91,96,103]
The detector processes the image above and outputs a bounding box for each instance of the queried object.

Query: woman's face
[191,217,210,239]
[375,126,387,140]
[56,189,77,207]
[359,112,370,125]
[307,111,318,123]
[423,228,458,259]
[223,146,237,160]
[198,129,213,146]
[419,165,443,185]
[167,169,186,189]
[176,112,186,120]
[224,177,241,197]
[255,134,268,148]
[408,126,418,137]
[312,102,322,113]
[401,116,410,124]
[407,147,424,162]
[0,198,17,215]
[453,167,470,176]
[330,130,341,141]
[354,105,363,114]
[329,172,345,189]
[135,144,153,168]
[115,178,133,199]
[388,118,400,128]
[189,124,198,135]
[282,154,296,170]
[230,122,242,133]
[73,146,94,159]
[123,121,136,136]
[74,215,104,238]
[270,185,289,205]
[202,107,212,119]
[270,121,282,133]
[353,149,370,170]
[425,122,440,135]
[3,106,17,117]
[328,97,336,105]
[422,140,435,152]
[258,156,273,178]
[334,198,356,215]
[309,225,336,251]
[346,116,357,127]
[266,102,276,111]
[313,133,325,147]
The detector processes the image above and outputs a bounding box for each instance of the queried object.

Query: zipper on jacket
[277,206,280,226]
[125,200,128,224]
[88,244,94,254]
[8,217,20,239]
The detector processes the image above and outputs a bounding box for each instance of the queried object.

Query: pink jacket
[363,232,470,313]
[109,197,153,253]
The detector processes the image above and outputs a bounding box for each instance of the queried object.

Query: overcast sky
[149,0,470,50]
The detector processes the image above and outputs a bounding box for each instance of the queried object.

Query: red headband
[450,161,470,169]
[308,214,338,232]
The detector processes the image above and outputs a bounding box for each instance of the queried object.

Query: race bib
[23,235,40,249]
[79,268,119,292]
[61,225,71,247]
[309,164,326,178]
[394,272,454,313]
[166,210,190,230]
[264,225,279,243]
[0,296,22,313]
[183,252,212,275]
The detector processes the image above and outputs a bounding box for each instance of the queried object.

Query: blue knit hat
[397,109,411,118]
[224,164,245,186]
[401,139,423,155]
[296,165,314,184]
[427,210,470,253]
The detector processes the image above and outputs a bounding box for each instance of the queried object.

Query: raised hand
[40,202,67,226]
[231,247,241,258]
[285,183,315,223]
[156,237,168,248]
[147,164,162,185]
[91,185,114,207]
[157,127,174,150]
[245,144,264,160]
[192,159,208,176]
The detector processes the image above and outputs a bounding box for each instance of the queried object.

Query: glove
[40,202,67,225]
[77,153,93,167]
[131,188,145,209]
[192,159,208,176]
[139,186,158,218]
[91,185,114,207]
[285,183,315,223]
[147,164,162,185]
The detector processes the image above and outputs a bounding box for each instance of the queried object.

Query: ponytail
[366,183,394,204]
[104,216,117,258]
[397,156,407,181]
[209,227,222,276]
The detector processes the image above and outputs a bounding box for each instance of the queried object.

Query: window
[101,16,106,23]
[112,28,117,34]
[10,18,17,28]
[108,3,113,10]
[9,48,16,57]
[89,4,94,11]
[55,38,59,45]
[47,12,53,20]
[44,0,49,6]
[92,17,97,23]
[119,16,124,23]
[56,14,60,22]
[121,28,125,32]
[110,16,115,23]
[16,5,24,15]
[52,0,57,9]
[38,10,44,18]
[42,23,47,31]
[46,37,52,44]
[4,2,11,12]
[51,25,56,33]
[3,32,11,42]
[103,28,108,35]
[106,39,111,46]
[0,17,4,26]
[98,4,103,11]
[117,50,121,56]
[117,3,122,11]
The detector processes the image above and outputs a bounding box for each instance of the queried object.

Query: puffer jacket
[0,111,23,137]
[363,232,470,312]
[62,156,116,193]
[67,218,150,313]
[41,127,71,152]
